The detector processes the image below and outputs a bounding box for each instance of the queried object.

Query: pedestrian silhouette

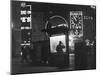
[21,45,28,63]
[56,41,65,53]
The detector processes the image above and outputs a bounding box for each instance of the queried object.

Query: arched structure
[45,15,69,36]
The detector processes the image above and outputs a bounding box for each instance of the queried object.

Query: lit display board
[50,35,66,53]
[70,11,83,38]
[20,2,32,46]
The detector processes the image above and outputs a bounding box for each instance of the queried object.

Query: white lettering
[27,11,31,14]
[26,17,31,22]
[20,17,26,22]
[21,10,26,15]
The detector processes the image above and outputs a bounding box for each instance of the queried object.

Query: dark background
[11,0,96,61]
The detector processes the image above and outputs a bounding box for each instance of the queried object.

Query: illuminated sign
[83,16,93,20]
[51,24,67,28]
[20,10,31,15]
[20,2,32,46]
[20,17,31,23]
[20,2,32,28]
[70,11,83,38]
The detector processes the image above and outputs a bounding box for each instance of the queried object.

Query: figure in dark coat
[56,41,65,53]
[21,45,28,63]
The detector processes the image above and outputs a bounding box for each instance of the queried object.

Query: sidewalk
[12,54,75,74]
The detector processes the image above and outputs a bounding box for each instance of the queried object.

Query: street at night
[11,1,96,74]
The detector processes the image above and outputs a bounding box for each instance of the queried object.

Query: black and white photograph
[11,0,96,74]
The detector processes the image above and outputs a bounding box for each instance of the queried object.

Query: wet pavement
[11,53,95,74]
